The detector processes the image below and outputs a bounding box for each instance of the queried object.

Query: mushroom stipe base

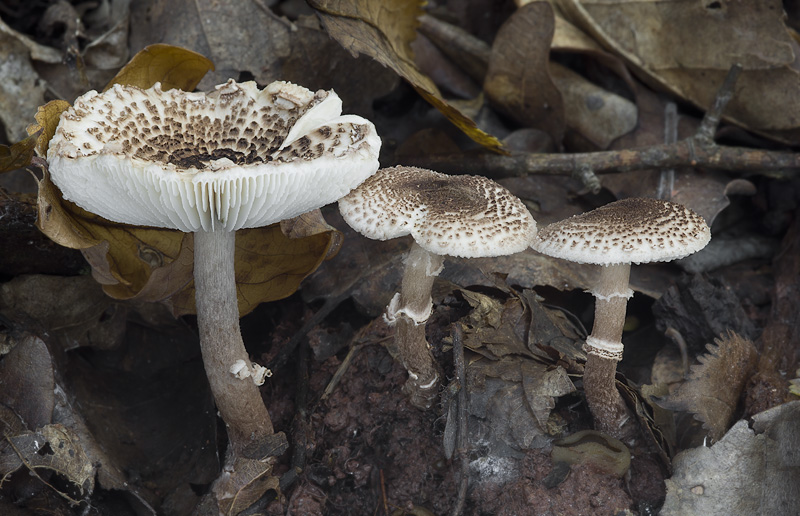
[194,229,274,452]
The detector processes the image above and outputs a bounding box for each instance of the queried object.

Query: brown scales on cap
[534,197,710,265]
[58,80,330,169]
[339,166,537,258]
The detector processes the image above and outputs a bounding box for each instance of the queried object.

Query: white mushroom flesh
[47,80,381,232]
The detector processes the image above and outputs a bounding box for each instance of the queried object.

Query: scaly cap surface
[339,166,537,258]
[47,79,381,232]
[532,197,710,265]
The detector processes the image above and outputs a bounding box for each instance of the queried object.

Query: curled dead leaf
[281,209,344,260]
[307,0,505,152]
[2,424,95,503]
[28,100,71,157]
[0,131,39,173]
[467,354,575,450]
[484,2,566,144]
[103,43,215,92]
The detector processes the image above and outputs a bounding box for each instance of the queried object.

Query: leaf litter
[1,0,800,514]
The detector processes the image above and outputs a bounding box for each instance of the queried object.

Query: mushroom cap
[47,80,381,232]
[532,197,711,265]
[338,166,537,258]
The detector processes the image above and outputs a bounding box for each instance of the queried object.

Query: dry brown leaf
[37,183,338,318]
[103,43,214,92]
[209,433,287,515]
[280,209,343,260]
[0,276,127,351]
[484,2,566,144]
[556,0,800,141]
[0,16,61,63]
[128,0,290,88]
[0,335,54,431]
[307,0,505,152]
[282,18,399,117]
[3,425,95,501]
[35,169,187,291]
[551,12,603,53]
[657,332,757,442]
[28,100,71,157]
[459,288,539,361]
[458,286,585,368]
[0,132,38,173]
[214,458,280,515]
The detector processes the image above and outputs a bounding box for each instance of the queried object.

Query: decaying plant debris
[2,1,800,515]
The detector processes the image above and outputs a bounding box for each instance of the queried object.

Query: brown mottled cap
[47,80,380,232]
[532,197,710,265]
[338,166,537,258]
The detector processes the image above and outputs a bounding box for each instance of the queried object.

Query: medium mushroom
[338,166,537,408]
[532,197,710,439]
[46,80,380,465]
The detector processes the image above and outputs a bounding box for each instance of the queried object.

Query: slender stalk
[584,263,636,440]
[392,241,444,409]
[194,229,274,454]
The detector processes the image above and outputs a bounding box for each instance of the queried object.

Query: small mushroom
[339,166,537,408]
[46,80,380,464]
[532,197,710,439]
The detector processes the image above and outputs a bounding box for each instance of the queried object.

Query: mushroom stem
[584,263,636,440]
[194,228,274,454]
[389,241,444,409]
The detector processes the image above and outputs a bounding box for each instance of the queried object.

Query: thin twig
[280,341,311,493]
[696,63,743,146]
[266,292,348,372]
[665,327,690,378]
[379,469,389,516]
[267,256,403,372]
[405,63,798,179]
[320,342,364,402]
[656,102,678,201]
[403,139,800,179]
[450,323,469,516]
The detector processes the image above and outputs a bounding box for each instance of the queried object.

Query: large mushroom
[339,166,537,408]
[532,197,710,439]
[46,80,380,467]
